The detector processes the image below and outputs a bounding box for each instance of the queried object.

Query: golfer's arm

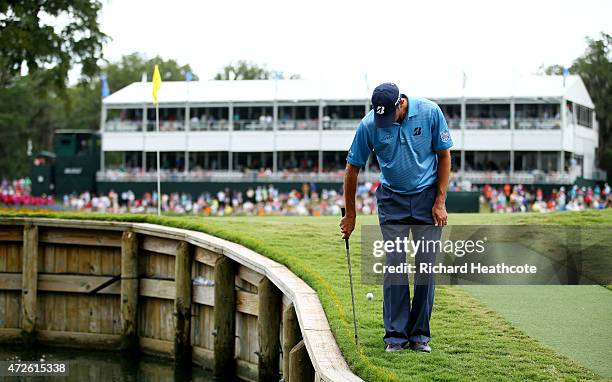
[343,163,361,217]
[435,149,451,203]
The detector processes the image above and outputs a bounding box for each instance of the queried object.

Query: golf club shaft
[341,208,359,344]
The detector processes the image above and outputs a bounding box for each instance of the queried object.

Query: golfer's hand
[340,214,356,239]
[432,200,448,226]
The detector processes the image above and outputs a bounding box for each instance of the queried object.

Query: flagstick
[156,103,161,216]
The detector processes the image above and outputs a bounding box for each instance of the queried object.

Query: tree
[0,0,107,89]
[60,53,198,132]
[213,60,301,80]
[544,33,612,180]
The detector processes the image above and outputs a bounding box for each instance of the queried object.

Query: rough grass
[1,209,611,381]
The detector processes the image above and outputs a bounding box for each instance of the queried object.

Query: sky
[95,0,611,85]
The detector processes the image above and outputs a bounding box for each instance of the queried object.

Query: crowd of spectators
[2,177,611,216]
[481,183,612,213]
[0,178,54,207]
[60,183,378,216]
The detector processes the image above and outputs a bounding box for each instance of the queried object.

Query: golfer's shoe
[409,342,432,353]
[385,343,404,352]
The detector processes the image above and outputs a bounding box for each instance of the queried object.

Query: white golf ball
[366,292,374,301]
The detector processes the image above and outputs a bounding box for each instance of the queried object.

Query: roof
[103,74,594,108]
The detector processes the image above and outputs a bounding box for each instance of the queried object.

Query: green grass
[2,209,611,381]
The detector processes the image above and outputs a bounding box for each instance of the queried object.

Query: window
[576,104,593,128]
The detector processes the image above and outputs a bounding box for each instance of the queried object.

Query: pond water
[0,345,215,381]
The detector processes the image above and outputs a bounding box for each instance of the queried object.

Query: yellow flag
[152,64,162,104]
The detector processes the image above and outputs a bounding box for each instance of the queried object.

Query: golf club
[341,207,359,345]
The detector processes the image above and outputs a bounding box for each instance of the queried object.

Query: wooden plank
[0,273,21,290]
[238,265,265,287]
[139,278,174,299]
[193,246,219,267]
[282,304,302,382]
[139,336,173,358]
[237,359,259,382]
[174,241,192,367]
[288,340,315,382]
[120,230,139,353]
[39,228,122,247]
[0,227,22,242]
[21,223,38,346]
[7,242,21,272]
[0,327,21,343]
[37,329,121,349]
[237,290,258,317]
[213,256,236,379]
[258,277,282,382]
[37,274,120,294]
[191,345,213,368]
[192,284,257,316]
[141,236,180,256]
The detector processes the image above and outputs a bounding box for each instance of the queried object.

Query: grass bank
[1,209,610,381]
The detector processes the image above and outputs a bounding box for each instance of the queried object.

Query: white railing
[277,119,319,131]
[452,171,575,184]
[322,119,360,130]
[105,120,142,132]
[97,170,381,183]
[465,118,510,129]
[515,119,561,130]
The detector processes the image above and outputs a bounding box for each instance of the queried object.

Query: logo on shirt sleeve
[440,130,450,142]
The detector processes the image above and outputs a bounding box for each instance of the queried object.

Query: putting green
[463,285,612,378]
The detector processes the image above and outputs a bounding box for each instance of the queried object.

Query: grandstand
[99,74,602,185]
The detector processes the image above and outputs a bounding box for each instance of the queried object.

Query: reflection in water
[0,346,214,381]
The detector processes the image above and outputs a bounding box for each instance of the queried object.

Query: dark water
[0,346,214,381]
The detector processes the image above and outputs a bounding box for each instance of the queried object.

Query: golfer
[340,82,452,353]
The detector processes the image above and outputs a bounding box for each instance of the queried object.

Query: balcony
[189,120,229,131]
[447,119,461,129]
[323,118,360,130]
[233,119,273,131]
[105,120,142,132]
[465,118,509,129]
[277,119,319,130]
[515,119,561,130]
[146,120,185,132]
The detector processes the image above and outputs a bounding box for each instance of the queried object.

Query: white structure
[100,74,601,183]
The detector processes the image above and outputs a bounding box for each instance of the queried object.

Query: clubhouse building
[100,74,602,185]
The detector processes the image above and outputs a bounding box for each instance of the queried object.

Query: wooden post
[288,340,314,382]
[282,304,301,382]
[174,241,192,368]
[258,278,281,382]
[21,222,38,347]
[213,256,236,378]
[120,230,139,354]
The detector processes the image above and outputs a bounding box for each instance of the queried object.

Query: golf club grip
[340,208,349,249]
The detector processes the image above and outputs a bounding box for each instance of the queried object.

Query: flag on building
[152,65,162,104]
[101,74,110,98]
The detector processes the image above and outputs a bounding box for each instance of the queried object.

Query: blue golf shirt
[347,97,453,195]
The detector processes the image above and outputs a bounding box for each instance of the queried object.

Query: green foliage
[545,33,612,179]
[213,60,301,80]
[60,52,198,132]
[0,52,197,177]
[0,0,107,90]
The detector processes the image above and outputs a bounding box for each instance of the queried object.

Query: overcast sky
[97,0,611,85]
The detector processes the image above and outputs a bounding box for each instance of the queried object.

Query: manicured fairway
[3,209,611,381]
[464,285,612,378]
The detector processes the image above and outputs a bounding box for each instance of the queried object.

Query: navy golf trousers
[376,184,442,345]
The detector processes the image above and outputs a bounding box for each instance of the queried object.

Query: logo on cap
[376,106,385,115]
